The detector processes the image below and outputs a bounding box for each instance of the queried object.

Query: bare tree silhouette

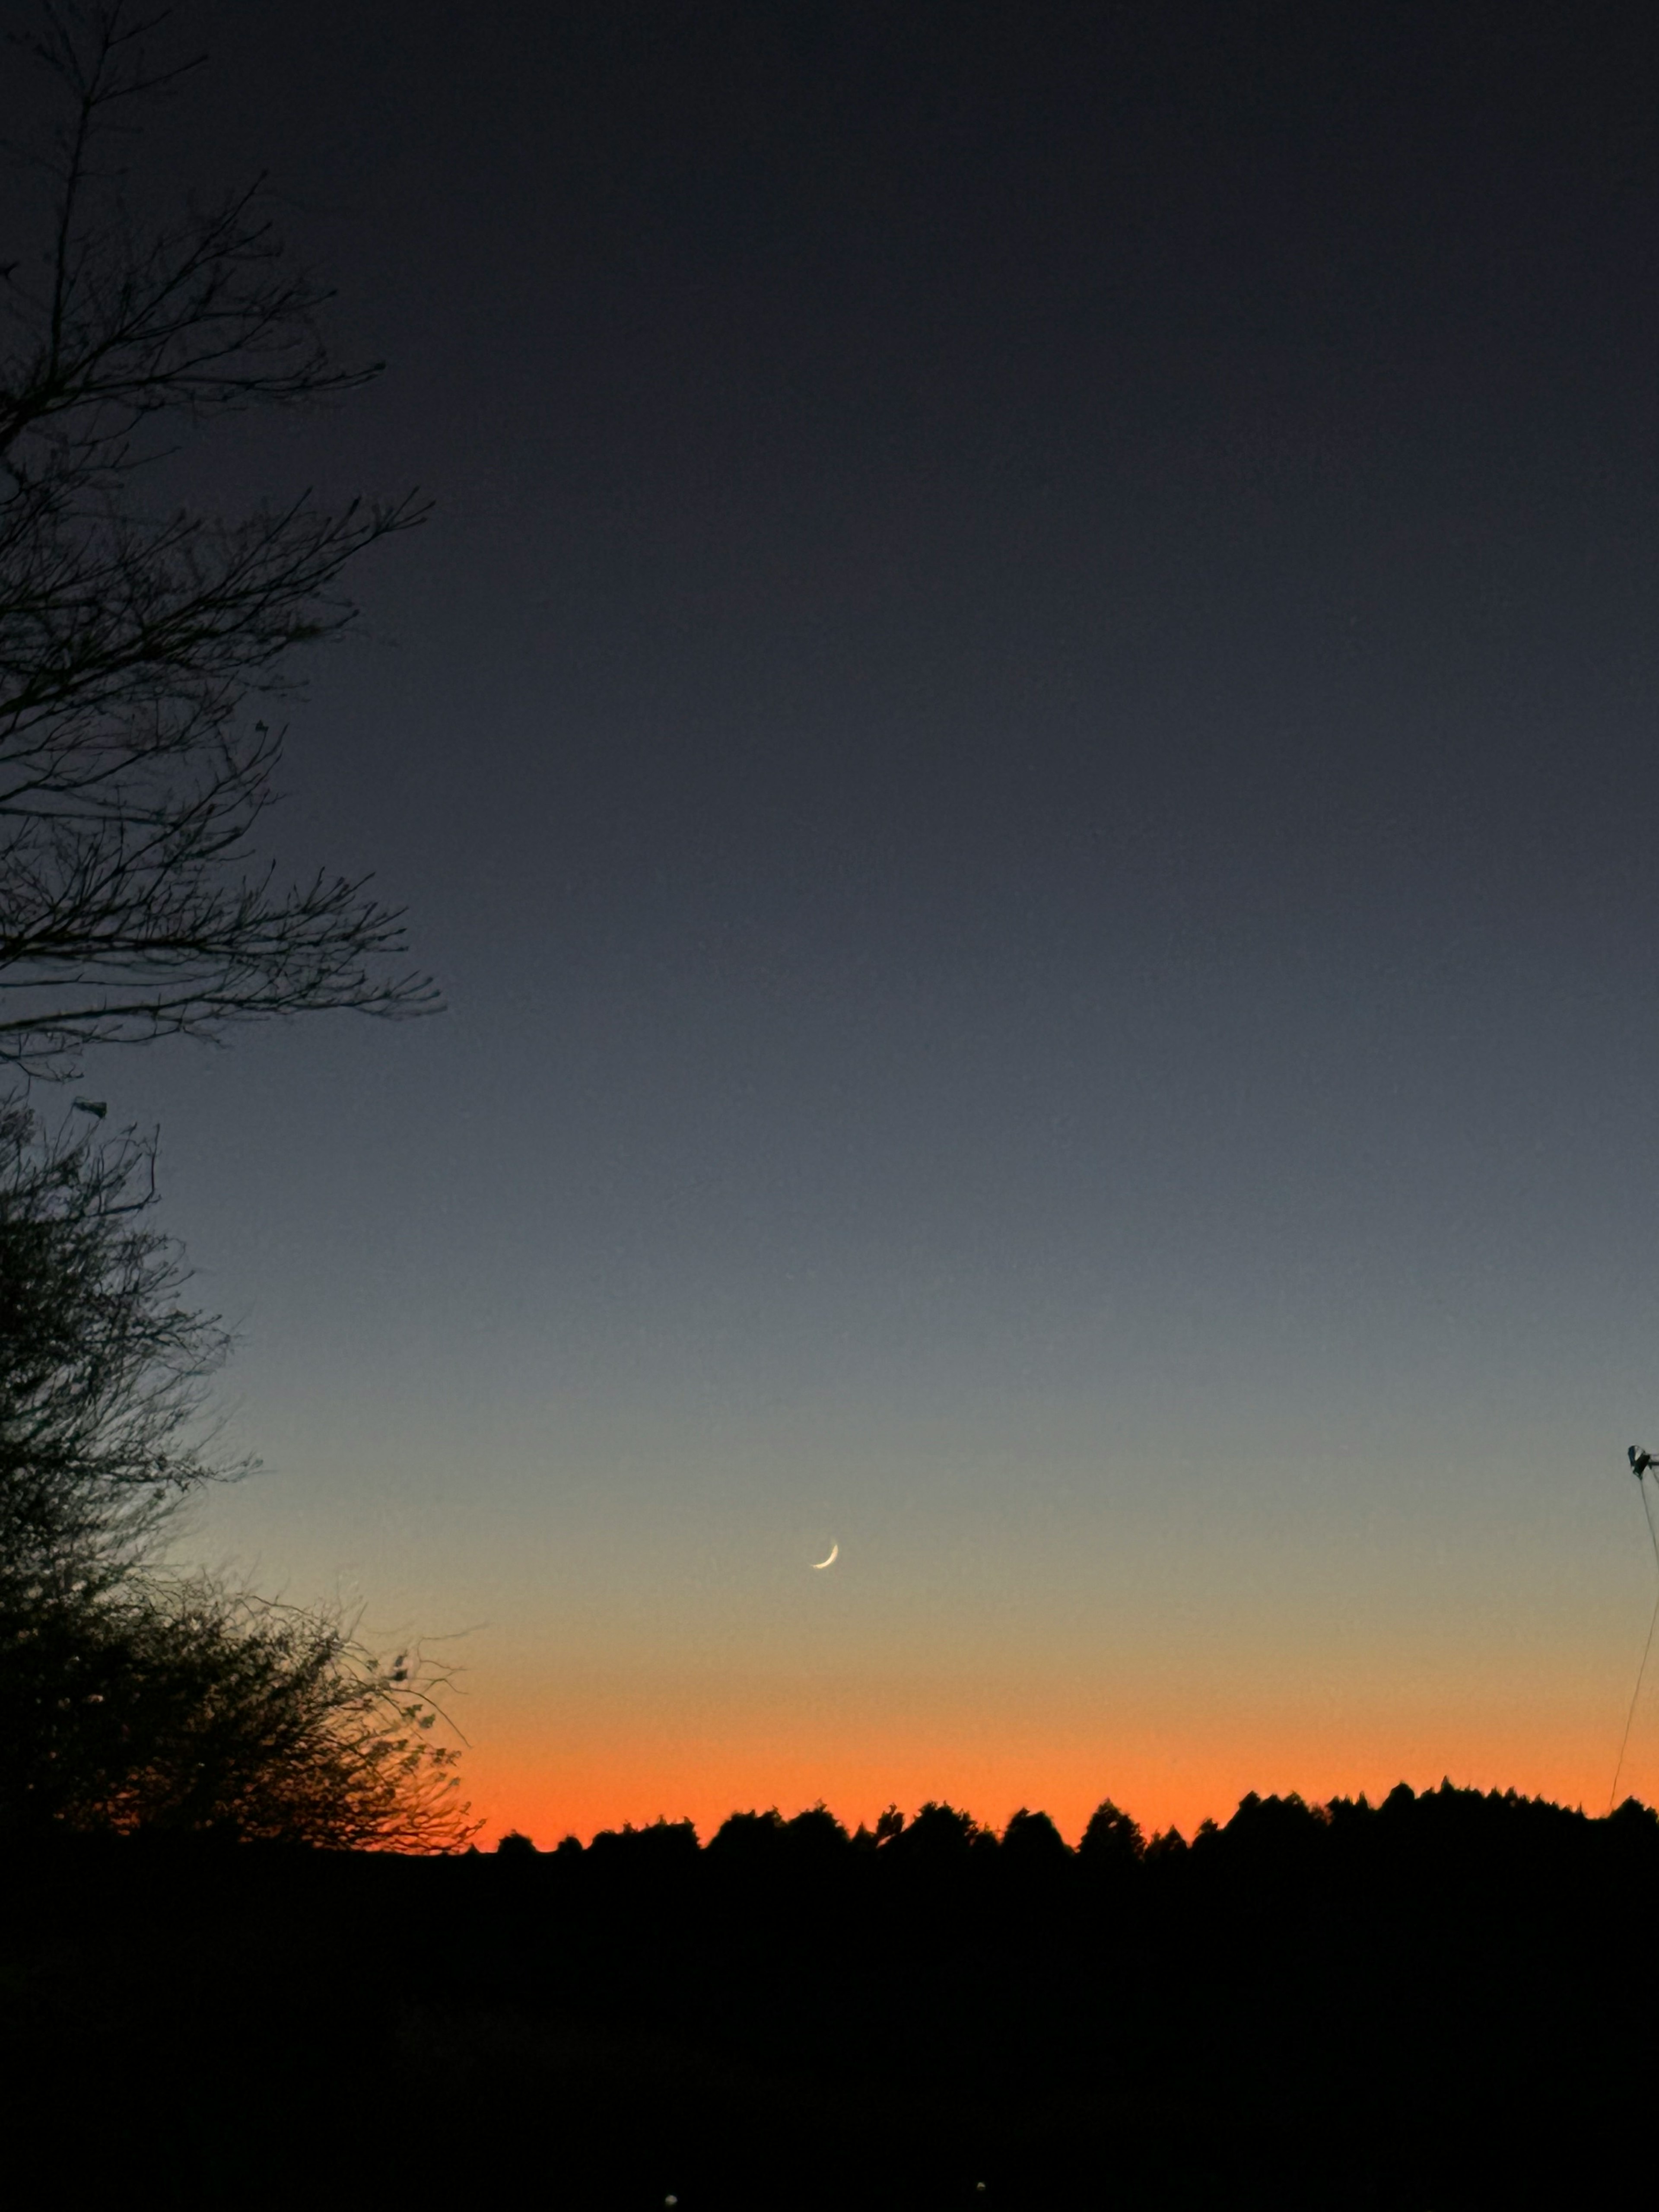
[0,7,470,1848]
[0,0,435,1075]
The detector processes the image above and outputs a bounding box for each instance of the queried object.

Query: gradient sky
[22,0,1659,1842]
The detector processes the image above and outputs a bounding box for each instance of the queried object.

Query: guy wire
[1608,1477,1659,1813]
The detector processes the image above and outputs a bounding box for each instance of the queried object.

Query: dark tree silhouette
[999,1805,1071,1868]
[0,1099,472,1847]
[1078,1796,1145,1872]
[708,1807,788,1866]
[0,0,435,1075]
[1143,1823,1189,1863]
[0,5,466,1851]
[587,1816,700,1871]
[783,1802,852,1862]
[890,1799,989,1865]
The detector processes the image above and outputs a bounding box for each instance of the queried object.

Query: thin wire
[1608,1478,1659,1813]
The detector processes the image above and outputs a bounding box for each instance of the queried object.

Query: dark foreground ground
[6,1784,1657,2208]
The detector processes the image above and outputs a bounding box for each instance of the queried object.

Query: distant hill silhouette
[6,1783,1656,2207]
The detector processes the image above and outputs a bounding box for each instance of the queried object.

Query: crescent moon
[811,1542,839,1570]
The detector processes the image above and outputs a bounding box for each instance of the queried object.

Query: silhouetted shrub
[0,1104,474,1849]
[0,1573,473,1847]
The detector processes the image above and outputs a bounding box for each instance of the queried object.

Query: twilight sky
[28,0,1659,1840]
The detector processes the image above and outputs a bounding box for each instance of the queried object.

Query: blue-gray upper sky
[28,0,1659,1834]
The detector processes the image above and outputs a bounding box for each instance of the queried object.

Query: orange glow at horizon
[458,1694,1653,1850]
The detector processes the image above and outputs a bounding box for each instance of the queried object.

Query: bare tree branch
[0,1093,239,1595]
[0,0,439,1074]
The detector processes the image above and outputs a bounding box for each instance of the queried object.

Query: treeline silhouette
[9,1782,1658,2207]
